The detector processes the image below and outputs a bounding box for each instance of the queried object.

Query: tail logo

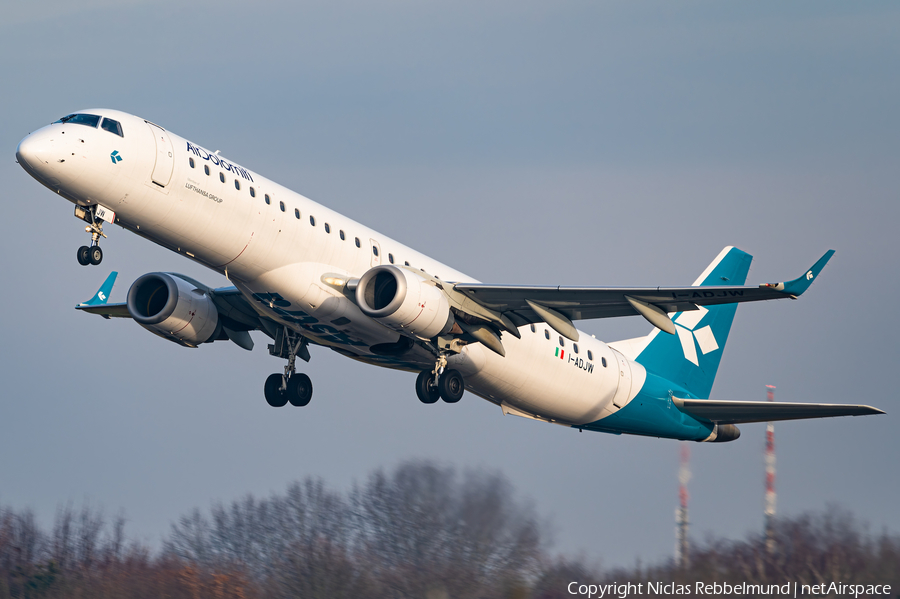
[674,306,719,366]
[806,270,814,281]
[97,291,106,301]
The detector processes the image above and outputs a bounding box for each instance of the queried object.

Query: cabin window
[601,357,607,367]
[573,343,579,354]
[250,187,256,197]
[264,194,270,205]
[310,216,316,226]
[559,337,565,347]
[188,157,195,168]
[295,208,300,219]
[544,330,550,340]
[339,230,345,240]
[587,350,593,361]
[355,237,361,248]
[219,172,225,183]
[404,261,410,266]
[530,324,536,333]
[204,165,210,176]
[372,246,379,257]
[279,201,285,212]
[324,223,331,234]
[100,117,123,137]
[388,253,394,264]
[234,179,240,190]
[55,114,100,128]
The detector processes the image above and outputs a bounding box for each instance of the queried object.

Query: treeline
[1,461,898,598]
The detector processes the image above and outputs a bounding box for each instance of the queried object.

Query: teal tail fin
[78,271,118,307]
[632,247,752,399]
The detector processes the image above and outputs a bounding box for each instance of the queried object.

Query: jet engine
[127,272,219,346]
[356,265,454,340]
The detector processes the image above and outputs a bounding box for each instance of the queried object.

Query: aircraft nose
[17,131,47,172]
[16,128,56,181]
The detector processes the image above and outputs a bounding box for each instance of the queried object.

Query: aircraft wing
[452,250,834,339]
[76,302,131,318]
[74,274,264,338]
[673,397,885,424]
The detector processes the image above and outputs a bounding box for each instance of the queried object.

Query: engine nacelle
[127,272,219,347]
[356,265,453,340]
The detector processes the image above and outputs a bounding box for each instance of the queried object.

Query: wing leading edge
[673,397,884,425]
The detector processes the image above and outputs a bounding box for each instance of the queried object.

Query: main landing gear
[415,354,465,404]
[74,205,107,266]
[265,327,313,408]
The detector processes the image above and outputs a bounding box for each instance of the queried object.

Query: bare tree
[351,461,544,599]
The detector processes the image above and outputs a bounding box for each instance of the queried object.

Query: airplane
[16,109,883,442]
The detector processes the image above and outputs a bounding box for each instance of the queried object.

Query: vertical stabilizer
[628,247,752,399]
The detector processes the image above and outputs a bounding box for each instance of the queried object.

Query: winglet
[760,250,835,297]
[77,271,118,307]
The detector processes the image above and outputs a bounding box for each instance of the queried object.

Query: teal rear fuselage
[580,373,715,440]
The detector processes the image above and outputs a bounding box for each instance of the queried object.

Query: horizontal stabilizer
[673,397,884,424]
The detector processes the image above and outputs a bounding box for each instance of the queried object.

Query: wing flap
[673,397,885,424]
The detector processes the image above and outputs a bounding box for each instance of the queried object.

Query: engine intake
[356,265,453,340]
[127,272,219,346]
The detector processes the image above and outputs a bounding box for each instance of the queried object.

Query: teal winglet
[778,250,835,296]
[78,271,118,307]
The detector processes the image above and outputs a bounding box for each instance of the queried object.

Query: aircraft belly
[235,266,401,351]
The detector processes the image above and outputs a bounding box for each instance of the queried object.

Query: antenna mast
[764,384,777,554]
[675,443,691,568]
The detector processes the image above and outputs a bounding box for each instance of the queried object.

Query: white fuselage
[17,109,646,426]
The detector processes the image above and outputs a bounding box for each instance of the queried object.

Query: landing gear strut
[264,327,313,407]
[416,354,465,404]
[74,205,107,266]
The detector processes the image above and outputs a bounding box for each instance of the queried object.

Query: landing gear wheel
[438,369,464,403]
[77,246,91,266]
[287,373,313,407]
[89,245,103,265]
[264,373,288,407]
[416,370,440,404]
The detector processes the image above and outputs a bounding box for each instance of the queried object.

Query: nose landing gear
[264,326,314,408]
[74,205,109,266]
[77,245,103,266]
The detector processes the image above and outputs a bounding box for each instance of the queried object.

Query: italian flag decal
[555,347,565,359]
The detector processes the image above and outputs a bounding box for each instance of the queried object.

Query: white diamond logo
[673,307,719,366]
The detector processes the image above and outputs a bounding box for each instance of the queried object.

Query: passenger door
[147,122,174,187]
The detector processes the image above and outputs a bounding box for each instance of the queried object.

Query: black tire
[287,373,313,407]
[77,246,91,266]
[264,373,288,407]
[438,369,464,403]
[89,246,103,265]
[415,370,440,404]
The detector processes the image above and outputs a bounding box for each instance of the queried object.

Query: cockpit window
[101,118,124,137]
[54,114,101,128]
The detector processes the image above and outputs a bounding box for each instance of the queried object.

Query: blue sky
[2,1,898,567]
